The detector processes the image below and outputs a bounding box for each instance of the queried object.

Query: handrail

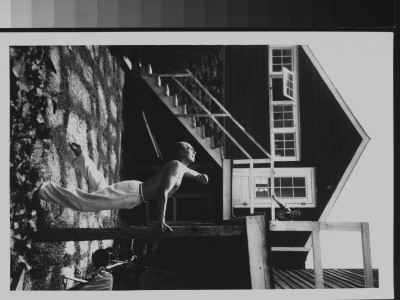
[175,113,229,117]
[170,76,253,160]
[269,221,374,289]
[185,69,272,159]
[150,70,278,216]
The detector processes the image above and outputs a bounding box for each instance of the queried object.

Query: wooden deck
[273,268,379,289]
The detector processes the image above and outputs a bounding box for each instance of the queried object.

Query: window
[232,167,316,208]
[271,48,294,74]
[273,104,294,128]
[255,176,307,198]
[273,132,296,157]
[283,67,296,100]
[269,46,300,161]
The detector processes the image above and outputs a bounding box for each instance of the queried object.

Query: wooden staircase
[141,73,223,167]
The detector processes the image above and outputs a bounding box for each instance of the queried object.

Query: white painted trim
[301,45,370,247]
[283,67,296,100]
[223,159,232,220]
[232,167,316,208]
[268,46,301,162]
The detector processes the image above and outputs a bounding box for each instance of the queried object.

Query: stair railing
[151,69,277,219]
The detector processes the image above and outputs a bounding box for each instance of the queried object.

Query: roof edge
[301,45,371,247]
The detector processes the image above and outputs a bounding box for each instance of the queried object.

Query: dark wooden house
[115,45,370,289]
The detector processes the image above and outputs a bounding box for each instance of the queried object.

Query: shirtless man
[35,141,208,237]
[142,141,208,236]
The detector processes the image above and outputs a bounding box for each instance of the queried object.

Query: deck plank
[273,269,379,289]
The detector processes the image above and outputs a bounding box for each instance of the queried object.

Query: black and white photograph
[4,32,393,298]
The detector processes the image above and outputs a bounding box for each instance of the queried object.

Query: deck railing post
[249,159,254,214]
[246,215,273,289]
[312,222,324,288]
[361,222,374,287]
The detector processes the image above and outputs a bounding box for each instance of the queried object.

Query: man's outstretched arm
[183,167,209,184]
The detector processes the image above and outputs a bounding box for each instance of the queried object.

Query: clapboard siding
[224,46,270,159]
[225,46,362,220]
[297,47,362,219]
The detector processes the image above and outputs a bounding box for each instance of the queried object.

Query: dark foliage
[9,46,56,283]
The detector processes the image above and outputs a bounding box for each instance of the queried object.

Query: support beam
[32,224,245,242]
[311,222,324,289]
[361,222,374,288]
[270,221,362,232]
[222,159,232,220]
[245,215,273,289]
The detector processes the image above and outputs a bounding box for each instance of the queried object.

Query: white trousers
[39,153,143,212]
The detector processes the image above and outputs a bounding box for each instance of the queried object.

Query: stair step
[142,75,222,167]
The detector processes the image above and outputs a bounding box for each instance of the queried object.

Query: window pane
[281,188,293,197]
[285,141,295,148]
[284,120,294,127]
[256,183,270,197]
[282,49,292,56]
[274,112,284,120]
[293,177,306,187]
[283,112,293,119]
[294,188,306,197]
[283,57,292,64]
[275,133,284,140]
[283,64,292,71]
[273,57,281,64]
[281,177,292,187]
[275,105,283,112]
[284,106,293,112]
[286,149,295,156]
[272,49,281,56]
[273,65,281,72]
[286,133,295,140]
[275,120,284,128]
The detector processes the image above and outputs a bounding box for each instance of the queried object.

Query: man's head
[92,248,110,269]
[175,141,196,165]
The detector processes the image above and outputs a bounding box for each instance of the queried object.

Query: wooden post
[361,222,374,287]
[249,160,254,214]
[312,222,324,289]
[222,159,232,220]
[245,215,272,289]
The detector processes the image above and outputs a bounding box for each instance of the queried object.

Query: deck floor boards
[273,269,379,289]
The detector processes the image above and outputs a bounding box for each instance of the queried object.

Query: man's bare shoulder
[163,160,185,173]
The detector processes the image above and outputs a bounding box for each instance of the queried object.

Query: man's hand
[197,174,209,184]
[154,221,173,238]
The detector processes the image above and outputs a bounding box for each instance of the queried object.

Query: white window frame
[283,67,296,100]
[232,167,316,208]
[271,131,298,158]
[269,46,295,75]
[268,46,301,161]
